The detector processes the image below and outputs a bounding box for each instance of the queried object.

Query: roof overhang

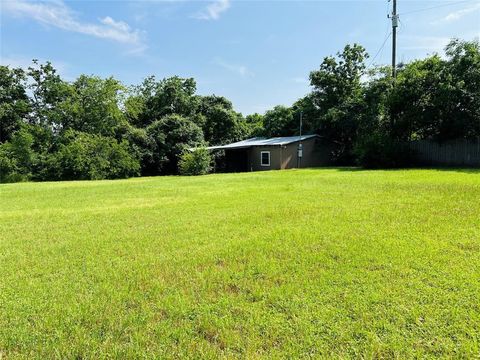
[202,134,320,151]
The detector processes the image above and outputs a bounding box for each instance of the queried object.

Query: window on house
[261,151,270,166]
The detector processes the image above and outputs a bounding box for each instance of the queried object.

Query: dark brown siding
[298,137,332,168]
[247,137,332,171]
[249,146,282,171]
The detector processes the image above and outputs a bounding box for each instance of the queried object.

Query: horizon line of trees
[1,38,479,182]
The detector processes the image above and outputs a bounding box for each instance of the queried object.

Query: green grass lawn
[1,169,479,358]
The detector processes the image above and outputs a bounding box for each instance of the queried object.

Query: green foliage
[198,95,248,145]
[309,44,369,163]
[178,148,212,175]
[362,67,392,126]
[0,128,35,182]
[354,131,414,168]
[263,105,295,137]
[145,114,204,175]
[390,55,447,141]
[0,66,30,143]
[1,39,479,182]
[61,75,126,136]
[135,76,199,127]
[26,60,72,129]
[291,95,317,134]
[390,39,480,142]
[52,131,140,180]
[0,63,243,182]
[0,147,16,182]
[1,169,480,357]
[245,113,264,137]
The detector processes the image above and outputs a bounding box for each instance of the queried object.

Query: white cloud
[213,58,253,77]
[439,2,480,23]
[193,0,231,20]
[2,0,145,47]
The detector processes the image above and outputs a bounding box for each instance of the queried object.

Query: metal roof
[206,135,319,150]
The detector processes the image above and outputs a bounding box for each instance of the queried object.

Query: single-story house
[206,135,331,172]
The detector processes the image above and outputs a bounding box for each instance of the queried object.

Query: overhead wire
[368,31,392,68]
[398,0,474,15]
[367,0,393,68]
[368,0,471,68]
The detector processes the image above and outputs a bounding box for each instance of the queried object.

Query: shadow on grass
[416,167,480,174]
[324,166,480,174]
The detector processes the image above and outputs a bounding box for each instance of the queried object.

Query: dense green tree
[145,114,204,175]
[245,113,264,137]
[123,89,147,128]
[0,127,35,182]
[23,61,73,165]
[389,39,480,142]
[309,44,369,163]
[260,97,317,139]
[355,65,394,142]
[291,95,318,135]
[263,105,295,137]
[389,55,446,141]
[179,148,212,175]
[51,130,140,180]
[134,76,199,127]
[27,60,72,130]
[1,39,479,182]
[444,39,480,139]
[60,75,126,137]
[197,95,233,113]
[0,66,30,143]
[198,95,248,145]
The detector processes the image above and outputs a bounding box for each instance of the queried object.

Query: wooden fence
[409,139,480,167]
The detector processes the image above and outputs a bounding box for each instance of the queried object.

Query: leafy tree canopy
[1,38,478,181]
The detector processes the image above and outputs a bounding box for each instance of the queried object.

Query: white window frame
[260,151,271,167]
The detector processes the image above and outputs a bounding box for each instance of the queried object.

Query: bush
[0,128,35,182]
[0,147,23,183]
[354,132,414,168]
[53,131,140,180]
[145,115,204,175]
[178,148,212,176]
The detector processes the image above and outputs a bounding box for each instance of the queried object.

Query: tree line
[1,38,479,182]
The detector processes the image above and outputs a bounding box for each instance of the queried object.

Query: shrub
[0,129,35,182]
[0,147,22,183]
[354,132,414,168]
[54,131,140,180]
[178,148,212,176]
[145,115,204,175]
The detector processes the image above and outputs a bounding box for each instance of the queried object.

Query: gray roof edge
[279,134,319,144]
[203,134,320,150]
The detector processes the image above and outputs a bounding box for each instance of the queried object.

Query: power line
[368,31,392,68]
[367,0,394,68]
[399,0,474,15]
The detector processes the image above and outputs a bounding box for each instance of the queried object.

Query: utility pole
[297,111,303,168]
[299,111,302,139]
[391,0,398,79]
[389,0,399,131]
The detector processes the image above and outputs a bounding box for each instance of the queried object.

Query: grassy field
[1,169,479,358]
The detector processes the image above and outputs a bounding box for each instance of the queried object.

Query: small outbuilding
[207,135,331,172]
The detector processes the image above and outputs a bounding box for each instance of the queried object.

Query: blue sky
[1,0,479,115]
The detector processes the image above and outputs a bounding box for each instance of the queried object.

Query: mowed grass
[1,169,479,359]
